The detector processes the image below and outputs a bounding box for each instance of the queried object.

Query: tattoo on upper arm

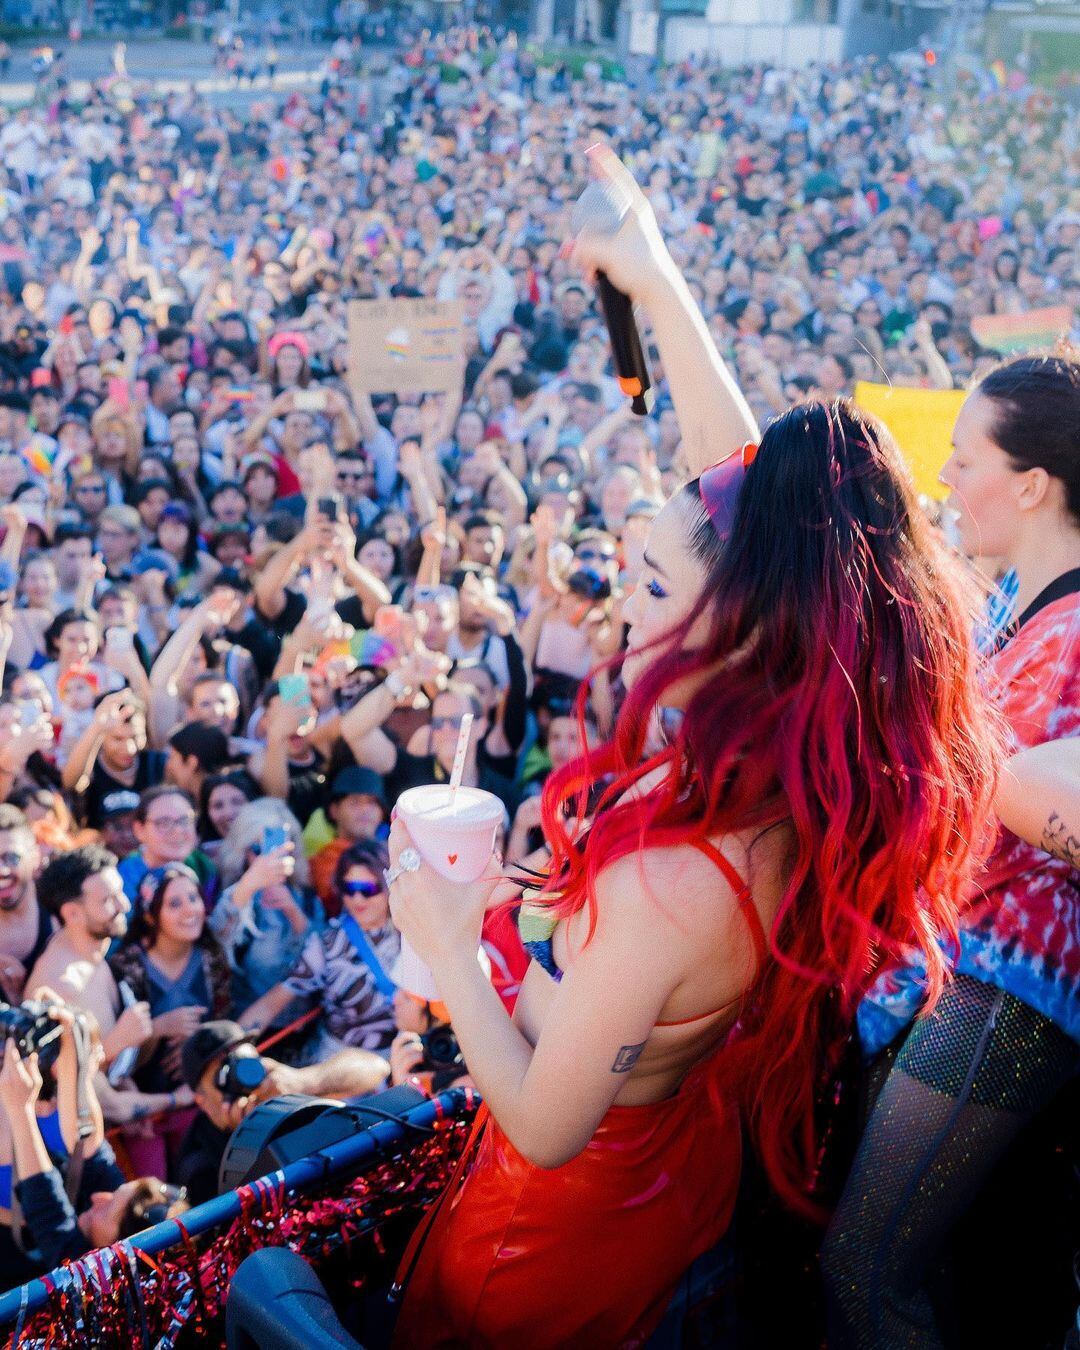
[1040,811,1080,867]
[611,1042,645,1074]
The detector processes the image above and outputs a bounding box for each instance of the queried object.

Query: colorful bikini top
[519,838,762,1028]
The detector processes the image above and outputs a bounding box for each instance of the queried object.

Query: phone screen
[15,699,39,730]
[107,377,131,411]
[261,825,289,855]
[292,389,327,413]
[278,672,311,706]
[105,626,134,651]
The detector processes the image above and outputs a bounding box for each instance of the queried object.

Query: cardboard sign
[854,382,967,501]
[347,299,464,396]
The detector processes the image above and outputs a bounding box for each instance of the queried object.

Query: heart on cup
[448,853,458,866]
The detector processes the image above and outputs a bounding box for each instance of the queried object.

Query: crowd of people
[0,19,1074,1344]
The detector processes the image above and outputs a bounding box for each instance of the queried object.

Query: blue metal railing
[0,1089,471,1331]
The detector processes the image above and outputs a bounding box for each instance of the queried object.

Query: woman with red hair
[384,148,1001,1348]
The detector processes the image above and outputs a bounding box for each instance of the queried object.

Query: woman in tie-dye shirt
[826,355,1080,1348]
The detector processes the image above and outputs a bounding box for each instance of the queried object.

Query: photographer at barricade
[388,989,472,1096]
[175,1021,390,1206]
[0,998,185,1284]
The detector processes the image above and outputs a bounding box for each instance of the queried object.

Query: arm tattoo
[1039,810,1080,867]
[611,1042,645,1074]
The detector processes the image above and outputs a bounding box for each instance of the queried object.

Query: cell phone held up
[260,824,289,856]
[104,625,134,653]
[316,494,344,523]
[292,389,328,414]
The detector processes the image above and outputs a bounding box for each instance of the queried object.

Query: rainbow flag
[970,306,1073,355]
[350,629,397,667]
[22,435,55,478]
[989,59,1007,89]
[854,382,967,501]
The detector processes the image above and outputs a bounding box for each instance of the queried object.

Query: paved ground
[0,36,339,104]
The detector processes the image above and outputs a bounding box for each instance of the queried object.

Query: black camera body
[217,1048,267,1101]
[567,565,612,602]
[418,1025,465,1086]
[0,1000,64,1071]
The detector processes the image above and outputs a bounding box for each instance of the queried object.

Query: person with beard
[26,846,186,1126]
[0,805,51,1006]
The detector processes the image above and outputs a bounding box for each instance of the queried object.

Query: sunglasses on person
[342,878,383,898]
[575,545,615,563]
[431,715,467,731]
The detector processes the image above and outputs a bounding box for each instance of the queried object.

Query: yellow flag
[853,382,966,501]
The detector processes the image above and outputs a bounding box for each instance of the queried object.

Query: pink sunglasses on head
[698,441,758,540]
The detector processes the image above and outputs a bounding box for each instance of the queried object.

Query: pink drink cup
[392,784,504,1000]
[396,784,504,882]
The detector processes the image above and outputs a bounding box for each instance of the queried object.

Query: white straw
[448,712,473,804]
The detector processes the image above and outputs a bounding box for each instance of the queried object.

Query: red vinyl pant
[393,1062,739,1349]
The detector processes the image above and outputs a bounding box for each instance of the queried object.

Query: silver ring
[383,847,422,890]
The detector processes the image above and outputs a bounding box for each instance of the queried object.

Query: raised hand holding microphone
[565,143,759,475]
[568,145,667,416]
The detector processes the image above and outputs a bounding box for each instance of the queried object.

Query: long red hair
[538,400,1002,1214]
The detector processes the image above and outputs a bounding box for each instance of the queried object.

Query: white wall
[706,0,796,23]
[663,17,844,64]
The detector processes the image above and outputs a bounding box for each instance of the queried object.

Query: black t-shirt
[226,617,282,685]
[256,588,365,640]
[175,1113,231,1206]
[285,754,329,827]
[383,749,518,817]
[82,750,166,829]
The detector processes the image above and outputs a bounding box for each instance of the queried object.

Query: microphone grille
[570,179,631,238]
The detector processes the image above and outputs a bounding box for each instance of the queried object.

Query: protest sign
[854,382,967,501]
[347,299,464,395]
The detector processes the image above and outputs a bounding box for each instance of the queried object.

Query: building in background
[633,0,1080,69]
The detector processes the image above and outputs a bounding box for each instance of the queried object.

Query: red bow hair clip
[698,441,758,540]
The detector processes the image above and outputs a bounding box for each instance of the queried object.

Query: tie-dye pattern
[860,592,1080,1054]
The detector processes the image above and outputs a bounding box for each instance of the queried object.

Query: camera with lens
[418,1025,465,1089]
[567,565,612,602]
[0,1000,65,1071]
[215,1047,267,1101]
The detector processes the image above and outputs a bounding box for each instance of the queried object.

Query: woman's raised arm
[566,146,758,480]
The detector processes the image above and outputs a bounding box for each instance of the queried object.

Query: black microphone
[570,180,655,417]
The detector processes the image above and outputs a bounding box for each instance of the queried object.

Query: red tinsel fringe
[4,1107,475,1349]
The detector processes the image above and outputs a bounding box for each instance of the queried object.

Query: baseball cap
[240,451,277,478]
[181,1020,252,1090]
[57,410,91,433]
[132,548,181,583]
[625,497,661,521]
[101,789,140,819]
[329,765,387,807]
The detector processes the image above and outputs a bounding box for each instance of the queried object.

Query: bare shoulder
[590,839,755,947]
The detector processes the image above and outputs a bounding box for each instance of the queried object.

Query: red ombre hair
[538,399,1002,1215]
